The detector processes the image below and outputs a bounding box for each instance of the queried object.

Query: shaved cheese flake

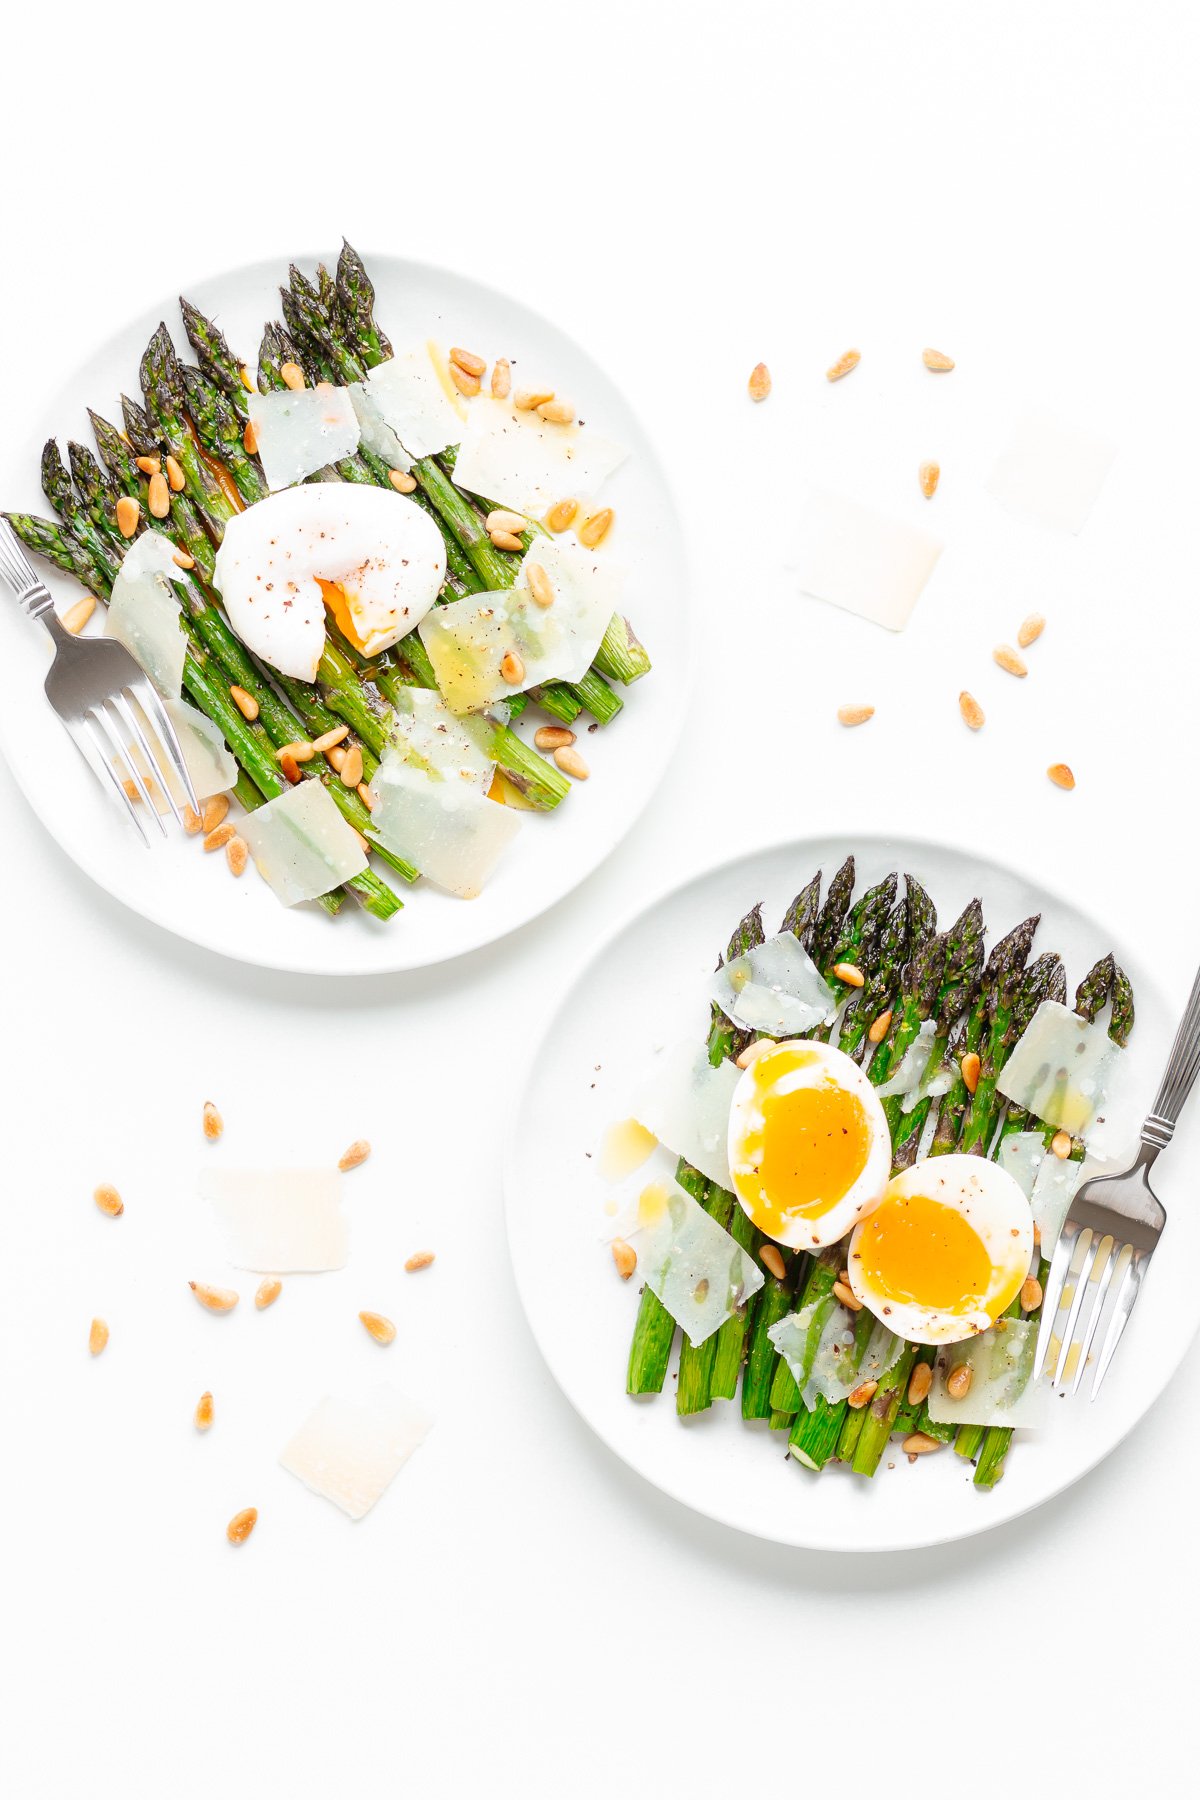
[348,382,412,472]
[709,932,836,1039]
[247,386,360,490]
[987,413,1116,535]
[363,342,467,461]
[368,760,520,898]
[770,1296,903,1411]
[451,394,628,515]
[874,1020,954,1112]
[997,1000,1122,1142]
[927,1317,1051,1428]
[383,686,503,792]
[795,489,943,631]
[106,532,187,697]
[631,1040,740,1190]
[279,1386,433,1520]
[997,1130,1047,1201]
[627,1170,763,1347]
[998,1129,1101,1251]
[167,701,237,800]
[239,780,368,906]
[200,1167,348,1271]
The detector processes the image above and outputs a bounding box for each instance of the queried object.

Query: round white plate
[505,833,1192,1552]
[0,253,689,974]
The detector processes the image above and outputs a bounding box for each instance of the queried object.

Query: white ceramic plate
[0,253,689,974]
[505,833,1194,1552]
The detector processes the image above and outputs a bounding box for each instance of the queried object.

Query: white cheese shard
[987,414,1116,535]
[631,1040,741,1190]
[383,686,503,791]
[997,1130,1046,1201]
[873,1020,954,1113]
[348,382,412,472]
[238,780,368,906]
[247,386,361,490]
[451,394,628,516]
[279,1386,433,1520]
[629,1173,764,1348]
[997,1000,1122,1142]
[200,1167,348,1271]
[368,760,520,899]
[999,1131,1098,1252]
[106,532,187,697]
[362,342,467,461]
[927,1317,1051,1428]
[167,702,237,800]
[770,1296,903,1411]
[709,932,836,1039]
[795,489,944,631]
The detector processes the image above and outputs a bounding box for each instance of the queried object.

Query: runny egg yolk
[732,1046,873,1237]
[855,1192,996,1316]
[318,577,365,652]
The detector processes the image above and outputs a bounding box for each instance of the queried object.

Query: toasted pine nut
[868,1009,893,1044]
[183,805,204,835]
[834,962,865,988]
[832,1280,863,1311]
[225,836,248,877]
[837,704,874,727]
[339,1139,371,1172]
[449,362,481,398]
[554,746,589,780]
[165,454,186,492]
[947,1364,973,1399]
[353,828,371,855]
[339,744,364,788]
[359,1310,396,1345]
[202,794,230,833]
[276,740,315,765]
[94,1183,124,1219]
[280,751,302,786]
[760,1244,787,1281]
[122,779,141,803]
[533,725,576,751]
[240,366,255,392]
[826,349,861,381]
[229,684,259,721]
[1017,612,1045,648]
[1047,762,1075,791]
[525,562,555,608]
[115,495,140,537]
[189,1281,239,1313]
[491,358,511,399]
[923,348,955,371]
[961,1051,981,1094]
[135,454,160,476]
[326,744,347,773]
[748,361,772,401]
[545,498,579,533]
[848,1379,879,1409]
[500,650,526,686]
[312,725,350,754]
[993,644,1028,678]
[490,530,524,552]
[405,1251,436,1273]
[606,1235,638,1281]
[907,1360,933,1405]
[903,1432,942,1456]
[959,691,985,731]
[450,346,486,378]
[172,547,195,569]
[577,508,613,548]
[61,594,97,635]
[513,388,554,411]
[356,782,376,811]
[485,509,527,536]
[537,398,575,424]
[379,470,414,498]
[279,361,305,391]
[89,1318,109,1357]
[203,822,237,852]
[202,1100,223,1142]
[1021,1276,1044,1312]
[194,1391,214,1431]
[243,419,258,455]
[919,460,940,499]
[1051,1130,1072,1159]
[255,1278,282,1310]
[226,1507,257,1545]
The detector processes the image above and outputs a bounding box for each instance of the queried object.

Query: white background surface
[2,4,1197,1796]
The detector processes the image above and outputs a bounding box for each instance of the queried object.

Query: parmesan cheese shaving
[770,1296,903,1410]
[709,933,836,1039]
[200,1167,349,1272]
[927,1317,1050,1428]
[795,489,944,632]
[362,342,467,461]
[247,386,361,490]
[450,394,628,516]
[383,686,503,791]
[368,760,521,899]
[987,414,1116,535]
[626,1168,764,1347]
[631,1040,740,1190]
[997,1000,1122,1142]
[106,532,187,697]
[279,1386,433,1520]
[238,780,368,906]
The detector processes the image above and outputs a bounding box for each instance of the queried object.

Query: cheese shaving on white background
[987,413,1116,534]
[247,386,361,490]
[631,1039,740,1189]
[362,342,467,460]
[200,1167,348,1271]
[239,781,368,906]
[368,761,521,898]
[279,1387,433,1519]
[795,489,944,630]
[450,394,628,515]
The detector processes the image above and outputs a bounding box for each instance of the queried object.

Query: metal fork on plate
[1034,962,1200,1397]
[0,520,198,842]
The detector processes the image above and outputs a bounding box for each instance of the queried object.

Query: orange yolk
[733,1049,873,1235]
[317,577,367,652]
[855,1193,995,1315]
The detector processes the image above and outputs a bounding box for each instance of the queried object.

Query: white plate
[0,253,689,974]
[505,833,1193,1552]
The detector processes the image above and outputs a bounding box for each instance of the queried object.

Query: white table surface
[3,4,1196,1795]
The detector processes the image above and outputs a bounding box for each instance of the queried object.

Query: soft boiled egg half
[727,1040,891,1250]
[212,483,446,681]
[847,1155,1034,1343]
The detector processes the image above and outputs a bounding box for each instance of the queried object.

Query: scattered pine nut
[919,460,940,499]
[326,745,347,773]
[165,454,186,492]
[122,779,141,803]
[578,508,613,548]
[276,740,315,765]
[405,1251,436,1273]
[832,1280,863,1311]
[748,362,772,402]
[959,691,985,731]
[359,1310,396,1345]
[868,1009,893,1045]
[1047,762,1075,791]
[1021,1276,1044,1312]
[993,644,1028,678]
[338,1139,371,1172]
[89,1318,109,1357]
[356,782,376,812]
[960,1051,981,1094]
[735,1039,771,1069]
[525,562,555,608]
[448,362,481,398]
[533,725,575,751]
[826,349,860,382]
[242,419,259,455]
[339,744,364,788]
[255,1278,282,1310]
[240,366,255,392]
[135,455,160,476]
[172,547,195,569]
[229,684,259,721]
[545,498,579,533]
[183,805,204,835]
[500,650,526,686]
[311,725,350,755]
[537,398,575,424]
[1018,612,1045,648]
[61,594,96,635]
[837,704,874,727]
[450,346,486,378]
[490,529,524,552]
[611,1239,637,1280]
[946,1364,973,1399]
[834,962,865,988]
[848,1379,879,1409]
[226,1507,258,1545]
[147,473,170,519]
[388,467,417,493]
[353,828,371,855]
[94,1183,124,1219]
[513,388,554,411]
[1050,1130,1072,1159]
[201,794,229,834]
[554,745,589,780]
[115,496,140,537]
[280,751,302,786]
[485,509,527,536]
[903,1432,941,1456]
[203,822,237,852]
[194,1391,214,1431]
[189,1281,239,1313]
[907,1361,933,1406]
[923,348,955,371]
[202,1100,223,1142]
[491,358,511,399]
[760,1244,787,1281]
[279,362,305,391]
[225,836,248,877]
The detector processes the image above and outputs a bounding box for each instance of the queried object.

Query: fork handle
[1143,959,1200,1151]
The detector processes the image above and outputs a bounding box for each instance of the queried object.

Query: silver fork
[1034,961,1200,1399]
[0,521,198,842]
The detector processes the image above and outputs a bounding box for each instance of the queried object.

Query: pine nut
[326,745,347,773]
[923,348,955,371]
[226,1507,257,1545]
[387,467,417,493]
[902,1432,942,1456]
[94,1183,124,1218]
[760,1244,786,1281]
[122,779,141,803]
[610,1238,637,1280]
[116,495,140,537]
[339,744,364,788]
[578,508,613,548]
[229,684,259,721]
[946,1364,973,1399]
[834,962,865,988]
[183,805,204,835]
[960,1051,981,1094]
[832,1280,863,1311]
[1017,612,1045,648]
[525,562,555,608]
[172,547,195,569]
[959,691,985,730]
[868,1009,893,1044]
[243,419,258,455]
[748,361,772,401]
[405,1251,436,1273]
[356,782,376,811]
[993,644,1028,677]
[554,746,589,780]
[491,358,511,398]
[513,388,554,411]
[907,1361,933,1405]
[353,829,371,855]
[135,454,160,476]
[500,650,526,686]
[545,498,579,533]
[279,362,305,391]
[255,1278,282,1310]
[1021,1276,1044,1312]
[194,1391,214,1431]
[485,509,527,535]
[735,1040,772,1069]
[837,704,874,727]
[919,460,940,499]
[225,836,248,877]
[533,726,575,751]
[89,1318,109,1357]
[359,1310,396,1345]
[312,725,350,754]
[240,366,255,392]
[189,1281,239,1313]
[826,349,861,381]
[203,822,237,852]
[276,740,315,764]
[450,346,486,378]
[537,399,575,424]
[1051,1130,1072,1158]
[449,362,481,398]
[1047,762,1075,791]
[490,530,524,552]
[202,1100,223,1142]
[848,1379,878,1409]
[61,594,96,635]
[280,752,301,785]
[202,795,229,833]
[339,1139,371,1172]
[165,454,186,492]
